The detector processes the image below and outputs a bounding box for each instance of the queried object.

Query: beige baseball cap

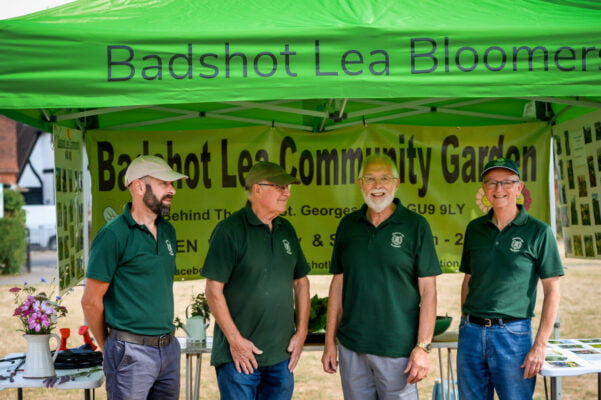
[124,155,188,186]
[244,161,300,189]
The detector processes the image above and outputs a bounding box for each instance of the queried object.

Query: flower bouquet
[9,280,70,378]
[10,281,68,334]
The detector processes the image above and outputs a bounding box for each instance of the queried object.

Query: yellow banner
[86,123,550,279]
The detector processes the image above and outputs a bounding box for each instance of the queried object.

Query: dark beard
[143,184,172,216]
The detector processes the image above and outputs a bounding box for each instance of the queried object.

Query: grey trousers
[338,343,418,400]
[103,336,181,400]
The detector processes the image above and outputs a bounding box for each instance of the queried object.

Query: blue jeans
[457,317,535,400]
[103,336,181,400]
[216,359,294,400]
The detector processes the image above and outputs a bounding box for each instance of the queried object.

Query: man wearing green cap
[202,161,310,400]
[457,157,564,400]
[81,155,188,400]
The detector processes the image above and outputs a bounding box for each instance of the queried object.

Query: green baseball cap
[244,161,301,189]
[481,157,520,179]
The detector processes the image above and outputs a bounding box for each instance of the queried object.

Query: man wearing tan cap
[82,155,187,400]
[202,161,310,400]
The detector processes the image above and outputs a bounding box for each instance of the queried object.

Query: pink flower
[28,312,50,332]
[32,300,54,315]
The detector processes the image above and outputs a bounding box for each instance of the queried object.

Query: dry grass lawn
[1,255,600,399]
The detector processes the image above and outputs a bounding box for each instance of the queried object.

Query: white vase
[22,333,60,378]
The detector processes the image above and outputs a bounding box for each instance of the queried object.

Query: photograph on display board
[548,361,581,368]
[588,156,597,187]
[580,204,591,226]
[570,198,579,225]
[557,159,564,180]
[573,235,583,257]
[593,196,601,225]
[584,235,595,257]
[584,126,592,144]
[577,176,588,198]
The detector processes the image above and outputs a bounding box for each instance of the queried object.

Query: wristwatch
[416,342,432,353]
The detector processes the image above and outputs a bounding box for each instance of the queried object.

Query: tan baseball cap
[244,161,300,189]
[124,155,188,186]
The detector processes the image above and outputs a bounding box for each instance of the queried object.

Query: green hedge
[0,189,27,275]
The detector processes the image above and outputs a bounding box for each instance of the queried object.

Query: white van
[22,205,57,251]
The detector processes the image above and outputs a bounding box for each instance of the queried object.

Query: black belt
[109,328,174,347]
[464,314,527,327]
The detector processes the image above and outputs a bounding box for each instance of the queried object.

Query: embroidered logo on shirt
[510,237,524,253]
[165,240,175,256]
[282,239,293,255]
[391,232,404,248]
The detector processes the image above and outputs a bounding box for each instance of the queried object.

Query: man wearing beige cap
[82,155,187,400]
[202,161,310,400]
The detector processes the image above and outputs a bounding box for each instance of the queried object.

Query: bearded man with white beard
[321,154,442,400]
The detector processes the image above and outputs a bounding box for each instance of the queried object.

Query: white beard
[362,189,394,213]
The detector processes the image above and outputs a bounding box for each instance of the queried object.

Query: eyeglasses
[483,180,520,189]
[360,175,396,185]
[258,183,291,192]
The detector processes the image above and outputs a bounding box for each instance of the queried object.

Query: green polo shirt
[460,205,564,319]
[331,199,442,358]
[86,203,177,335]
[201,201,310,367]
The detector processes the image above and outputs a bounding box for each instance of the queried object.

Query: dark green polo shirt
[331,199,442,358]
[460,205,564,319]
[86,203,177,335]
[201,201,310,367]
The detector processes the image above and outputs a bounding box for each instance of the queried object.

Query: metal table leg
[447,348,457,399]
[193,354,202,400]
[551,377,558,400]
[184,352,203,400]
[186,354,192,400]
[437,348,445,400]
